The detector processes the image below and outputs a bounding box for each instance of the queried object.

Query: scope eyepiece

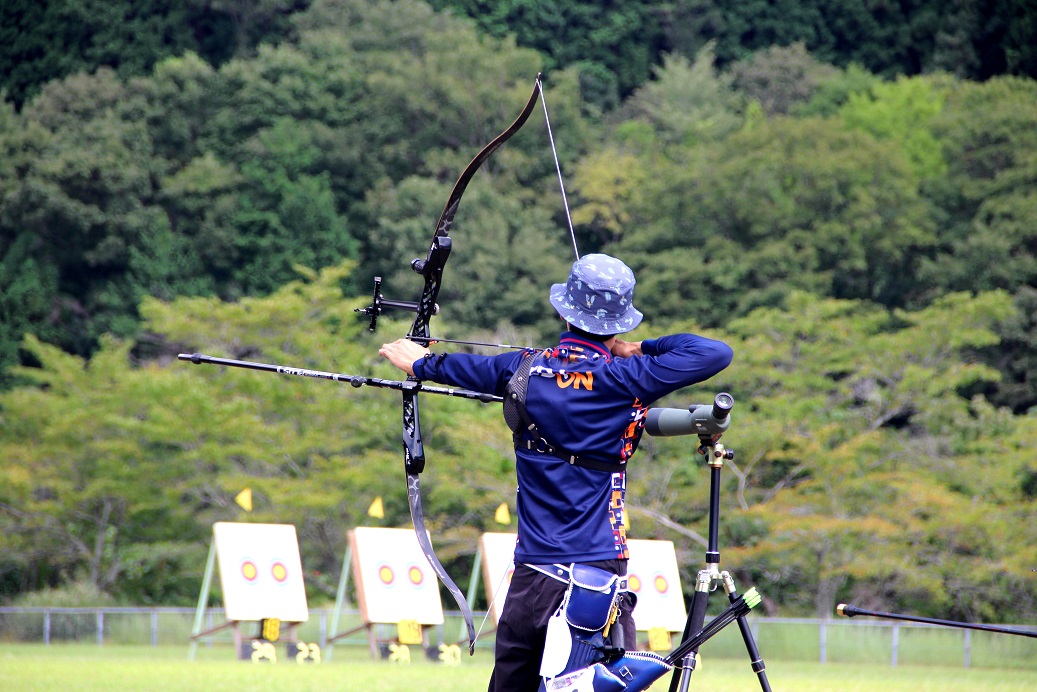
[712,392,734,420]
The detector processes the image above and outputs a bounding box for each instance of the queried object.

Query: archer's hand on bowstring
[610,338,643,359]
[379,338,431,376]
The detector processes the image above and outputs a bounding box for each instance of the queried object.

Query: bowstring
[473,560,514,645]
[537,76,580,261]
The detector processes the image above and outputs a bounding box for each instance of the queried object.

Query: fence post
[964,629,972,668]
[97,610,104,646]
[44,609,51,646]
[152,609,159,646]
[891,624,899,667]
[819,620,827,664]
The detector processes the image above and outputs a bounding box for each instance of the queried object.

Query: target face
[625,539,686,631]
[213,522,309,622]
[479,533,519,624]
[476,534,685,631]
[350,528,444,625]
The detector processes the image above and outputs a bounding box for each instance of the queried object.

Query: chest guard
[504,351,625,473]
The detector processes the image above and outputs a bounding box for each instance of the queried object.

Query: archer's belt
[522,562,630,591]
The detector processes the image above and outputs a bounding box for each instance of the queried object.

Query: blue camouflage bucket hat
[549,254,643,335]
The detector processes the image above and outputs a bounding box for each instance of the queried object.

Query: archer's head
[549,254,643,336]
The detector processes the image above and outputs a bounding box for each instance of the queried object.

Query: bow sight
[355,275,440,332]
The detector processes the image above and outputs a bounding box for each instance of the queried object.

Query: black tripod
[648,394,771,692]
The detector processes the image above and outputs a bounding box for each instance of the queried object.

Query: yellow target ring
[654,575,669,594]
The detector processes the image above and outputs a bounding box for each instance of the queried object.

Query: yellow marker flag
[368,496,385,519]
[494,502,511,525]
[234,488,252,512]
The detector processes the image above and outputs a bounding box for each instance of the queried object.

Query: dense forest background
[1,0,1036,623]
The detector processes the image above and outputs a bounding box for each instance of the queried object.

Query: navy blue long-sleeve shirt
[414,331,732,564]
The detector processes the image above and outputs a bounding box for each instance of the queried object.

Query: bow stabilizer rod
[177,352,502,403]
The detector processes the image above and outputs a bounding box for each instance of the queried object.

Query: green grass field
[3,643,1037,691]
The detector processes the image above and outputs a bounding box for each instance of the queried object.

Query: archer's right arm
[619,333,733,404]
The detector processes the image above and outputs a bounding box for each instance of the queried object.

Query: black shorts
[487,560,636,692]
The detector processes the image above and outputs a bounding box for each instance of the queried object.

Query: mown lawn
[3,643,1037,690]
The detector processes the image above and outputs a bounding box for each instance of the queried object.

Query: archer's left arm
[379,338,521,396]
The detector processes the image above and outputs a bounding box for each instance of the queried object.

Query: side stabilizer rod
[837,603,1037,638]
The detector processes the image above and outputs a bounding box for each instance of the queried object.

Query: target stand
[463,533,687,652]
[327,527,455,663]
[189,522,312,662]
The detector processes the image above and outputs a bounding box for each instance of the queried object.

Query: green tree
[612,115,935,326]
[615,46,742,150]
[638,291,1026,619]
[838,74,950,180]
[428,0,666,107]
[0,263,519,603]
[922,76,1037,411]
[662,0,1037,82]
[361,175,573,340]
[0,0,239,109]
[1,69,170,354]
[729,42,838,116]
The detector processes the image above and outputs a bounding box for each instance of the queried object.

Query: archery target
[479,532,519,623]
[349,528,444,625]
[212,522,309,622]
[626,539,686,631]
[476,533,685,631]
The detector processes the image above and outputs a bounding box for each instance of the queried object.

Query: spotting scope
[645,393,734,437]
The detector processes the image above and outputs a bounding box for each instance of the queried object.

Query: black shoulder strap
[503,350,535,434]
[502,351,625,474]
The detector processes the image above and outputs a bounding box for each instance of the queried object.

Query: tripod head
[645,392,734,438]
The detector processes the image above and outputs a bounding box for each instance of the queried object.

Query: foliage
[428,0,667,107]
[609,114,935,325]
[838,74,950,180]
[2,0,1037,622]
[729,42,838,116]
[0,263,519,604]
[5,0,1037,120]
[2,582,117,640]
[0,0,282,109]
[920,76,1037,410]
[660,0,1037,82]
[615,46,743,150]
[708,291,1026,618]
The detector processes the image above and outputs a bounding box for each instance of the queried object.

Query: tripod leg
[668,569,711,692]
[722,572,771,692]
